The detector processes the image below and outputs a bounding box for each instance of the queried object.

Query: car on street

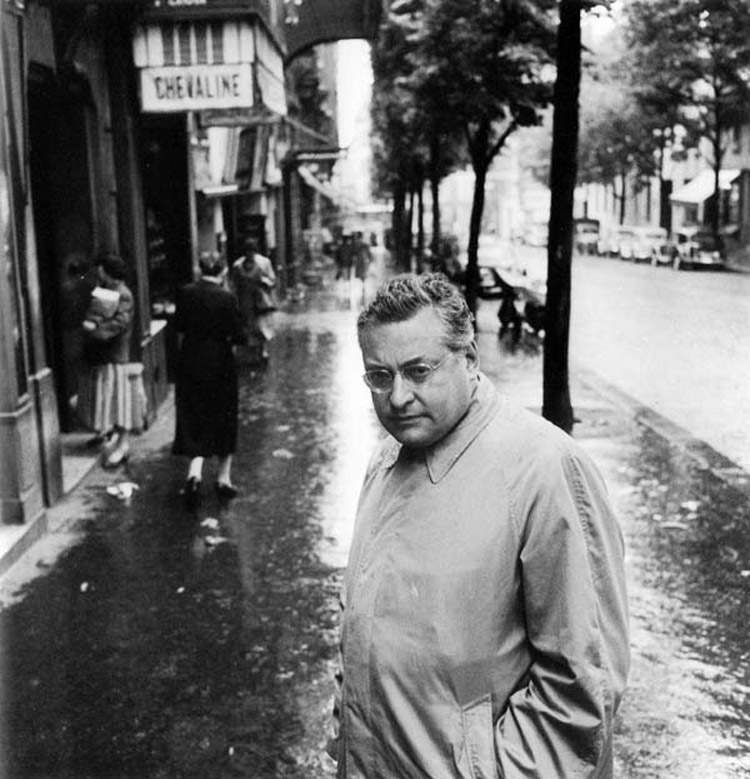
[574,218,600,254]
[477,265,515,298]
[670,227,726,270]
[596,229,620,257]
[650,235,675,267]
[619,226,668,263]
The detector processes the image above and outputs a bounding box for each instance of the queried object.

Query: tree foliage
[623,0,750,237]
[413,0,558,312]
[370,0,466,270]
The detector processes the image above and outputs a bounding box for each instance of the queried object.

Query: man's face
[360,307,478,448]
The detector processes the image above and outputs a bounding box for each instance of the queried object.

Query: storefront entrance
[27,68,96,435]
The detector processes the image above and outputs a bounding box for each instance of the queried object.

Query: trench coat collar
[380,373,501,483]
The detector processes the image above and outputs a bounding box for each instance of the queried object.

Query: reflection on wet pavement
[601,427,750,777]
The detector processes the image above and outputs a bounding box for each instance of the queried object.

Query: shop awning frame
[297,164,351,208]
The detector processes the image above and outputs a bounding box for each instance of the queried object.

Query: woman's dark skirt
[172,339,238,457]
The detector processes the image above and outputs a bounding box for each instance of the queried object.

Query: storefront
[0,0,169,533]
[131,2,290,297]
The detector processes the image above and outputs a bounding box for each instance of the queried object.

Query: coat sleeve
[87,286,134,342]
[496,442,629,778]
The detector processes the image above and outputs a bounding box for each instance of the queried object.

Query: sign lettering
[140,65,253,113]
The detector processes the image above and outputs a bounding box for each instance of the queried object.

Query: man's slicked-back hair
[357,272,475,350]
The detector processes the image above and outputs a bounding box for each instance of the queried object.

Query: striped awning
[132,19,286,115]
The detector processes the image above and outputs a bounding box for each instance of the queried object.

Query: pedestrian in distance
[172,252,246,504]
[335,233,355,281]
[330,272,629,777]
[230,237,278,366]
[78,252,146,469]
[353,231,373,307]
[496,280,523,345]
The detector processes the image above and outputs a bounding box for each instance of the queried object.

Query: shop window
[146,207,172,317]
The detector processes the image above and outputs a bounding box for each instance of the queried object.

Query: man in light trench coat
[330,272,629,778]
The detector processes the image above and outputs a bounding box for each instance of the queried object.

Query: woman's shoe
[103,443,130,469]
[86,431,113,449]
[215,482,239,500]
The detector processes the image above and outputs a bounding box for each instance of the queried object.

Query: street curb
[574,363,750,496]
[0,513,49,579]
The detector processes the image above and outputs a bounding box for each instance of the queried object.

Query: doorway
[28,69,96,432]
[27,68,101,492]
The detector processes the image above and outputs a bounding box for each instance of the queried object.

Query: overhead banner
[139,63,253,112]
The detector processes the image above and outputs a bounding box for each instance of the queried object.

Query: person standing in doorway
[78,253,144,469]
[230,237,278,366]
[172,253,246,503]
[330,272,629,777]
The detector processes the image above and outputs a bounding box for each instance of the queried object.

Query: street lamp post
[652,126,673,231]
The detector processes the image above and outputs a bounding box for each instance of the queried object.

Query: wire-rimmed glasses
[362,353,454,394]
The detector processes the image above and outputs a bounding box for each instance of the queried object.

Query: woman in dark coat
[172,254,246,501]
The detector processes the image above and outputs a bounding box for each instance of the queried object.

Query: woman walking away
[173,252,246,504]
[78,253,145,468]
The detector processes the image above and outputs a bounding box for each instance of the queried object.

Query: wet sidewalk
[1,275,749,777]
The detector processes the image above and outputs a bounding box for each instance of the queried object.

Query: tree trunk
[392,179,407,270]
[429,132,441,259]
[542,0,580,434]
[712,129,723,244]
[619,172,627,225]
[417,178,425,273]
[466,157,488,318]
[407,186,416,272]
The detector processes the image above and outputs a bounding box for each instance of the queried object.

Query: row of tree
[370,0,558,309]
[578,0,750,241]
[369,0,750,431]
[370,0,597,431]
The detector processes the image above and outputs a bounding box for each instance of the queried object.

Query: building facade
[0,0,383,551]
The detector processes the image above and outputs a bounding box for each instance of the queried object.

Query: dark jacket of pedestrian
[172,268,246,458]
[353,233,372,281]
[335,235,355,280]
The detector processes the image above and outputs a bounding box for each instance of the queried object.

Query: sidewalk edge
[574,363,750,495]
[0,391,176,577]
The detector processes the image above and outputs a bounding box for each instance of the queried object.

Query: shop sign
[140,64,253,112]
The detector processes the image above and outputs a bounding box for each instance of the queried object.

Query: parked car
[596,229,620,257]
[619,226,668,263]
[670,227,726,270]
[477,265,515,298]
[574,218,600,254]
[650,235,675,267]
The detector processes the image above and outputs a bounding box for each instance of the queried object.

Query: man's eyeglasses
[362,353,454,394]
